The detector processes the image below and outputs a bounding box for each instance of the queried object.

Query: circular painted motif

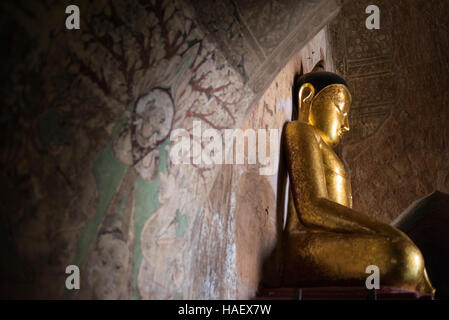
[134,88,174,149]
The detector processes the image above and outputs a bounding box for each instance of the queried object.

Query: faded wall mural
[2,0,447,300]
[0,0,341,299]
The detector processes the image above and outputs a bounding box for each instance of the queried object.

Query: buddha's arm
[284,121,396,236]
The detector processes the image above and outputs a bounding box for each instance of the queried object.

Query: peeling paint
[65,143,128,298]
[131,138,169,299]
[175,209,188,237]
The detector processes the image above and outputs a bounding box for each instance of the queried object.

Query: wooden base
[255,287,434,300]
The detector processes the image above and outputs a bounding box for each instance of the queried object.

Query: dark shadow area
[394,190,449,300]
[259,65,307,290]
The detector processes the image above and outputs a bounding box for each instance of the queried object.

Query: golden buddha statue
[279,68,435,295]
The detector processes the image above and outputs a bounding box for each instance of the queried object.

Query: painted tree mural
[1,0,250,299]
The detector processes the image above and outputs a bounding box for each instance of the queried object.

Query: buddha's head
[296,71,352,147]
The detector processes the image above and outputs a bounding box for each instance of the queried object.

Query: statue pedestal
[255,287,433,300]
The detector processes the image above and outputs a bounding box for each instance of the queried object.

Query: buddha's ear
[298,83,315,122]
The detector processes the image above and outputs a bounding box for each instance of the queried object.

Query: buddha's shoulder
[284,121,321,142]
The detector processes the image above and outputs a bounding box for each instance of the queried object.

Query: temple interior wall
[330,0,449,223]
[1,0,448,299]
[0,0,341,299]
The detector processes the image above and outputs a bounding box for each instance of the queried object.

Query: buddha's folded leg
[281,230,428,293]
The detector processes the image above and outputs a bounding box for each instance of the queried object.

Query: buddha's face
[308,84,352,147]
